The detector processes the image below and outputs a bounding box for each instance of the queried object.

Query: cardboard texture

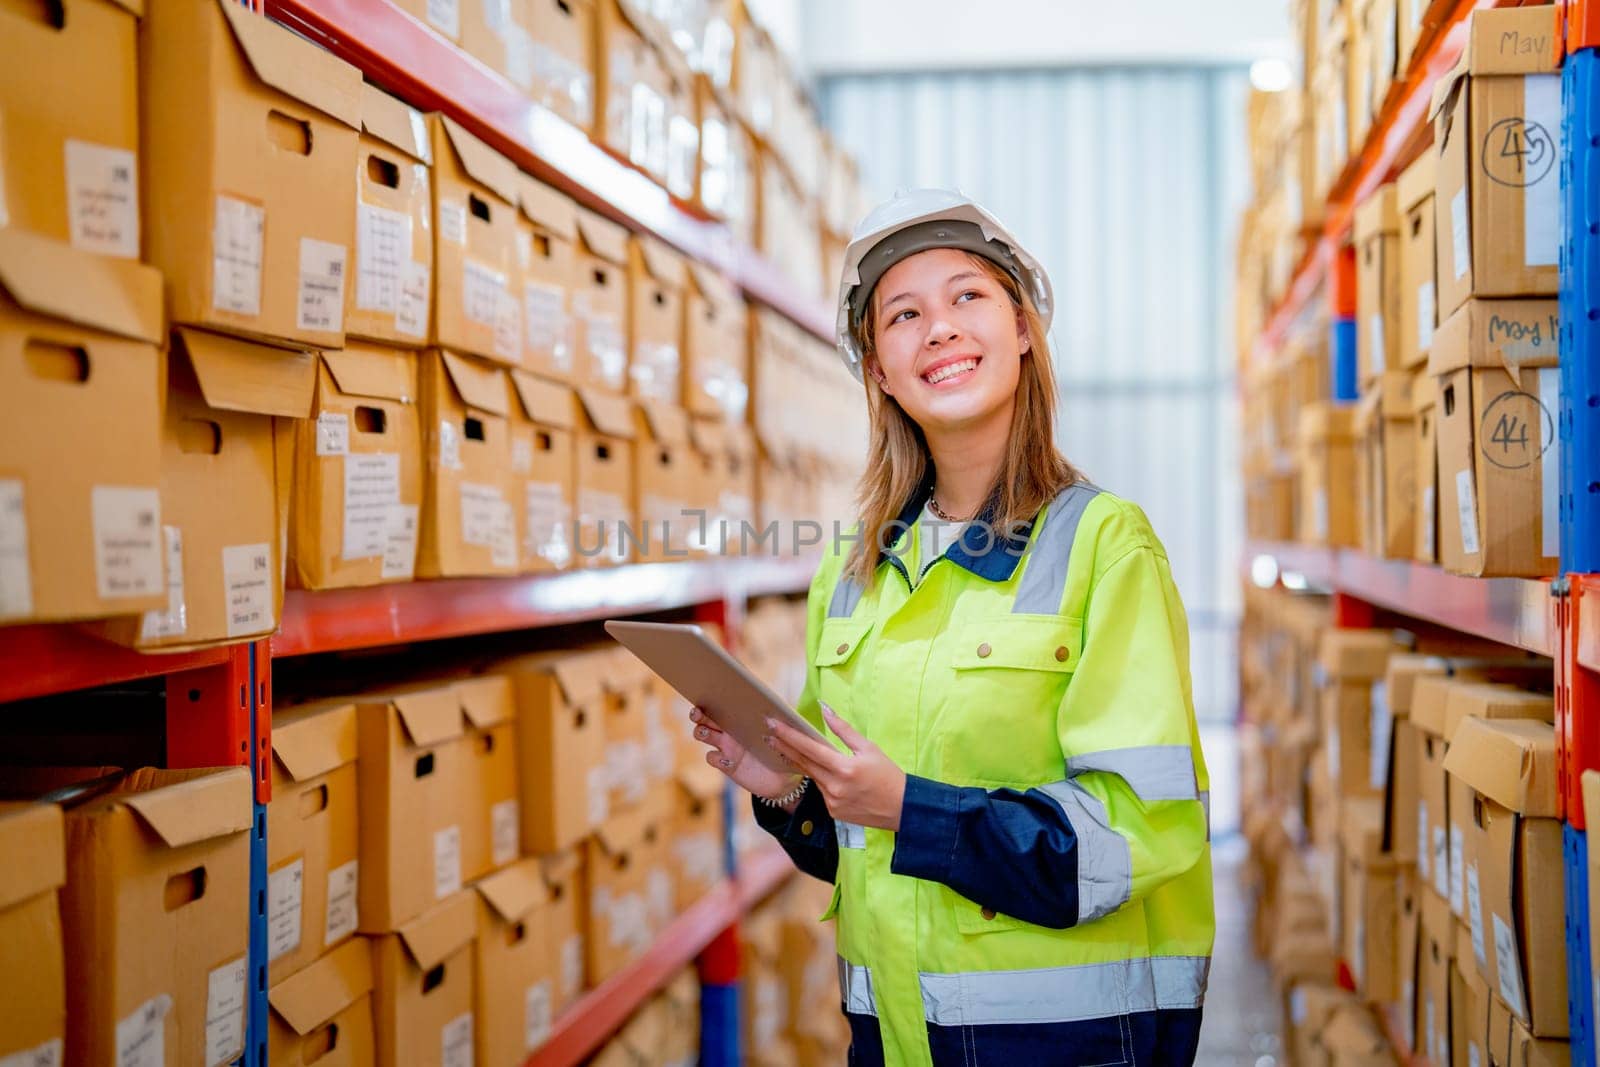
[1430,5,1562,318]
[1454,957,1491,1067]
[539,850,587,1011]
[454,673,520,883]
[417,350,519,577]
[0,231,166,623]
[661,44,700,202]
[371,890,477,1067]
[671,763,727,914]
[348,84,434,347]
[0,803,66,1064]
[583,808,668,983]
[456,0,540,93]
[0,0,141,257]
[1339,798,1401,1001]
[1431,298,1560,577]
[1298,403,1359,547]
[290,345,424,590]
[1414,681,1452,904]
[574,386,637,567]
[96,328,313,650]
[1412,369,1439,562]
[571,208,630,392]
[1398,152,1439,370]
[683,264,750,420]
[267,699,361,985]
[1357,372,1416,559]
[628,235,686,404]
[633,402,694,563]
[695,78,757,243]
[1417,888,1454,1065]
[429,115,521,365]
[266,936,376,1067]
[1355,184,1402,385]
[354,684,471,932]
[1318,629,1396,803]
[527,0,595,128]
[508,370,577,572]
[517,175,579,381]
[505,650,609,852]
[599,646,652,814]
[595,0,670,180]
[473,858,559,1062]
[142,0,360,347]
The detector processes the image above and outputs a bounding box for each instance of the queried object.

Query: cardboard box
[628,235,686,404]
[595,0,669,178]
[683,264,749,421]
[98,328,314,649]
[1287,983,1358,1067]
[1431,299,1560,577]
[1414,675,1453,903]
[1355,184,1402,384]
[290,345,424,590]
[348,84,434,347]
[1397,152,1438,370]
[417,350,518,577]
[267,936,376,1067]
[0,0,140,256]
[527,0,595,129]
[1430,4,1562,319]
[456,674,521,883]
[509,371,577,572]
[1318,628,1397,802]
[671,762,727,913]
[371,890,477,1067]
[661,44,700,202]
[1419,889,1455,1065]
[572,209,631,392]
[142,0,360,347]
[473,859,559,1062]
[584,809,669,983]
[658,969,702,1067]
[1397,0,1435,79]
[540,850,587,1010]
[267,700,361,985]
[574,387,637,567]
[505,650,610,852]
[1443,717,1566,1035]
[1454,955,1491,1067]
[1340,797,1401,1001]
[696,77,756,241]
[1388,718,1423,865]
[1298,403,1359,547]
[457,0,538,93]
[633,402,694,562]
[516,175,579,382]
[430,115,522,365]
[1412,369,1439,562]
[600,647,651,814]
[0,803,65,1065]
[57,767,253,1066]
[1358,372,1416,559]
[354,684,472,932]
[1493,997,1573,1067]
[1366,0,1399,115]
[0,231,166,624]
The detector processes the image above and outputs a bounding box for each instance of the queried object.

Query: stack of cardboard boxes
[740,875,853,1067]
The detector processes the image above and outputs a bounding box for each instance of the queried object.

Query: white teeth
[923,358,978,384]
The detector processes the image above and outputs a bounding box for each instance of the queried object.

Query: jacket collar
[884,473,1035,583]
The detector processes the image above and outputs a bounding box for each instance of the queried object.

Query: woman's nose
[925,318,959,345]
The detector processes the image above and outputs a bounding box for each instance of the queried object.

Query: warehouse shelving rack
[1,0,842,1059]
[1247,0,1600,1062]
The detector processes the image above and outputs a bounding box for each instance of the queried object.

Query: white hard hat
[834,188,1053,381]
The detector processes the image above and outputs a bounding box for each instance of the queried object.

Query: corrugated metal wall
[822,67,1251,724]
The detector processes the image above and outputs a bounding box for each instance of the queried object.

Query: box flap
[361,82,430,164]
[121,767,253,847]
[1442,682,1553,742]
[634,235,686,289]
[688,416,726,455]
[1462,4,1561,77]
[1429,300,1559,382]
[1376,371,1413,415]
[517,175,578,242]
[323,346,416,404]
[637,401,690,447]
[1411,371,1437,414]
[1428,46,1470,124]
[439,116,520,206]
[440,350,511,417]
[387,687,466,748]
[267,936,372,1035]
[597,645,648,694]
[1397,151,1436,214]
[271,702,358,783]
[676,760,725,801]
[1442,716,1558,817]
[1337,796,1388,866]
[0,229,163,344]
[593,807,652,855]
[175,328,317,418]
[397,890,476,971]
[456,674,514,730]
[509,370,576,429]
[538,848,581,892]
[549,653,607,707]
[577,387,639,439]
[1320,1004,1386,1053]
[1352,184,1399,244]
[1317,628,1395,679]
[474,857,547,922]
[216,0,361,129]
[1296,403,1357,445]
[0,803,64,911]
[687,262,740,308]
[574,208,631,265]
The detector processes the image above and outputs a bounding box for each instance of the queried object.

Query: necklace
[927,495,971,523]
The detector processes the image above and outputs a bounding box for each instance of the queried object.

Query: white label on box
[561,934,583,999]
[357,202,412,312]
[1313,488,1329,540]
[325,859,359,945]
[114,993,171,1067]
[1422,486,1437,559]
[525,980,553,1050]
[1456,469,1481,556]
[434,824,462,898]
[267,858,304,962]
[1352,916,1366,981]
[1450,825,1465,912]
[1522,74,1562,268]
[525,282,571,369]
[92,486,162,600]
[511,438,534,474]
[213,195,264,316]
[1467,863,1487,966]
[0,481,32,620]
[1432,825,1449,897]
[439,199,467,245]
[494,287,522,360]
[439,420,463,471]
[1290,988,1307,1025]
[297,237,347,333]
[1369,680,1391,790]
[1451,188,1470,280]
[1401,980,1414,1051]
[1440,1028,1451,1067]
[1491,912,1526,1018]
[587,764,609,826]
[525,483,572,567]
[483,0,510,33]
[1418,281,1435,352]
[381,505,420,580]
[441,1012,474,1067]
[1369,314,1387,374]
[1539,366,1560,559]
[463,258,508,327]
[426,0,459,37]
[491,498,517,568]
[398,259,431,338]
[64,140,139,258]
[0,1037,62,1067]
[1469,1044,1481,1067]
[204,956,247,1066]
[1424,996,1435,1061]
[222,542,273,637]
[316,412,350,456]
[343,452,402,560]
[505,25,535,90]
[460,482,506,547]
[491,799,520,866]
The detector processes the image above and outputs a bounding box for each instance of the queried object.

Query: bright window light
[1250,58,1293,93]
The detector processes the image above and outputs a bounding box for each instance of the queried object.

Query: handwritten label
[267,858,304,962]
[325,859,359,945]
[64,140,138,258]
[297,237,347,333]
[316,412,350,457]
[222,542,273,637]
[204,956,247,1066]
[92,486,162,600]
[0,481,31,620]
[213,196,264,316]
[434,824,462,898]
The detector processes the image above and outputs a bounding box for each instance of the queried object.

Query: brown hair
[844,253,1083,586]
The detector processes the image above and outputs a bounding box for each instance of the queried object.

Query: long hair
[844,253,1084,586]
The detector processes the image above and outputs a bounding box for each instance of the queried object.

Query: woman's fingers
[767,718,844,775]
[705,749,737,771]
[765,730,821,779]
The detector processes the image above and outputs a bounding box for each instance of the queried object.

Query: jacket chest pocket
[812,616,875,715]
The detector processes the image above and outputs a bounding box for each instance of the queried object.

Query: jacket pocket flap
[951,616,1082,673]
[812,617,875,668]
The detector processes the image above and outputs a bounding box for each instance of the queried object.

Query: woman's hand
[689,706,802,804]
[765,704,907,831]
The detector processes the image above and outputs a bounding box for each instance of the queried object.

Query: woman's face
[867,248,1028,433]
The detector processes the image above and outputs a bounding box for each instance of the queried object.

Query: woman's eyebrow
[880,271,987,312]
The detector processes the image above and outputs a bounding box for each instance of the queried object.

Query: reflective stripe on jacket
[755,481,1215,1066]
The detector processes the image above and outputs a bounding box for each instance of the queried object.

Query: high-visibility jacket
[755,481,1215,1066]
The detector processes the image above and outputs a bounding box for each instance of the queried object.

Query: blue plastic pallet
[1566,825,1596,1067]
[700,982,742,1067]
[1331,318,1359,402]
[1561,49,1600,576]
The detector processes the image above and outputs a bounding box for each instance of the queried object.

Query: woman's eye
[890,308,917,324]
[956,290,981,303]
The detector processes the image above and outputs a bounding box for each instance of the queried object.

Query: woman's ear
[865,357,893,395]
[1015,308,1031,355]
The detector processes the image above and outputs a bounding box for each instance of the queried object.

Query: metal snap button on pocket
[980,907,996,921]
[1054,645,1069,662]
[835,643,849,656]
[976,642,992,659]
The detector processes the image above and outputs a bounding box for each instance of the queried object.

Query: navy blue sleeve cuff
[752,780,834,847]
[890,774,975,884]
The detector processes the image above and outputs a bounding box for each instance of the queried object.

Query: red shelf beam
[1561,575,1600,827]
[0,625,231,705]
[1247,541,1554,656]
[263,0,834,341]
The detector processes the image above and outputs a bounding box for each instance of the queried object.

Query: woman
[690,189,1214,1066]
